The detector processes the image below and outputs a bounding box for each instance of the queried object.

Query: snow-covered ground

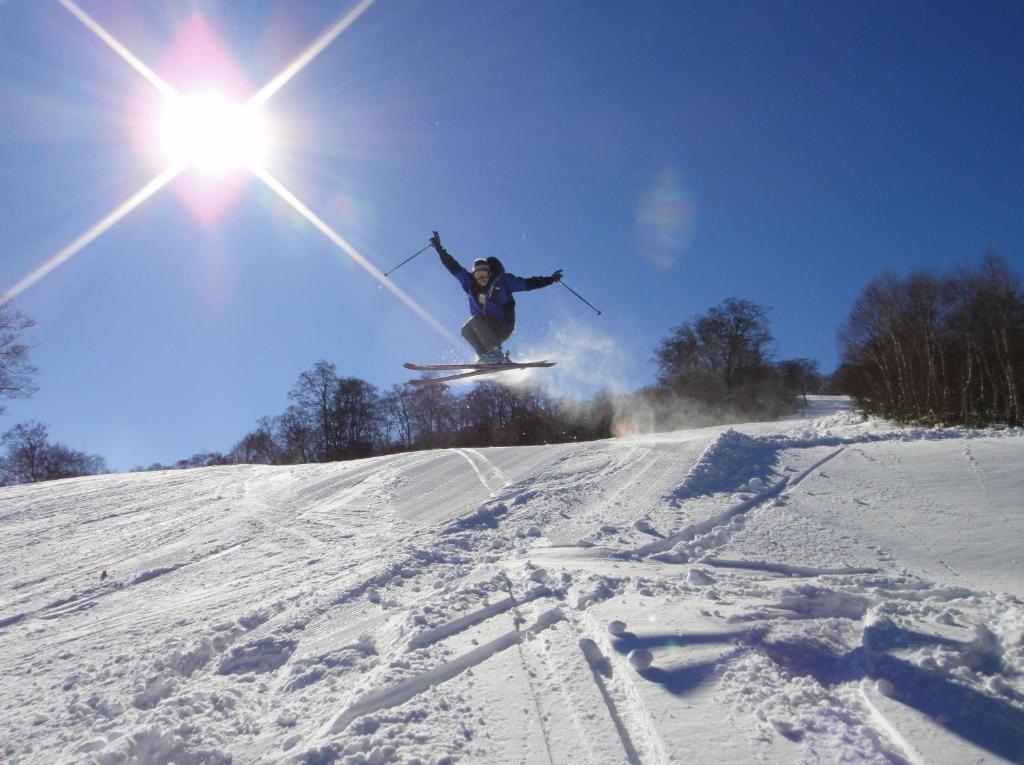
[2,397,1023,765]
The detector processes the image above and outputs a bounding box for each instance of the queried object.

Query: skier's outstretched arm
[431,230,465,277]
[508,269,563,292]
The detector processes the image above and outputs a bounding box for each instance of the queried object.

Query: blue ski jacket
[438,250,555,327]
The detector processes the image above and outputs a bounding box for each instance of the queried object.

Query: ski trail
[322,607,565,735]
[702,557,878,576]
[542,437,710,546]
[453,448,503,493]
[508,581,637,765]
[513,631,558,765]
[386,450,499,524]
[636,477,790,557]
[463,447,508,485]
[858,680,928,765]
[405,586,549,651]
[632,445,847,562]
[788,446,845,488]
[578,638,643,765]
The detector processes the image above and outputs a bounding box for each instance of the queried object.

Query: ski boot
[477,347,511,365]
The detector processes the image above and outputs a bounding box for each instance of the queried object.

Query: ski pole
[560,280,602,315]
[385,243,432,277]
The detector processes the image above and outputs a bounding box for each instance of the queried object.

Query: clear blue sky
[1,0,1022,470]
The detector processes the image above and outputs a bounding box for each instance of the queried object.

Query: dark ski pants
[461,316,513,355]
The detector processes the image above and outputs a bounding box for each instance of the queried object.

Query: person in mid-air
[430,230,562,363]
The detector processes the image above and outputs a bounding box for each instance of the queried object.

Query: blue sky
[1,0,1022,470]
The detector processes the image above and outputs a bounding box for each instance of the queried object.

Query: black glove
[550,269,563,283]
[430,230,443,252]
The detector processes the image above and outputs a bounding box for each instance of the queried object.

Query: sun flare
[160,91,268,174]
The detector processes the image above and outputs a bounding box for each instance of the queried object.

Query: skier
[430,230,562,363]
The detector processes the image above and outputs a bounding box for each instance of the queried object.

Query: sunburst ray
[254,168,457,344]
[56,0,177,97]
[248,0,377,107]
[3,165,181,302]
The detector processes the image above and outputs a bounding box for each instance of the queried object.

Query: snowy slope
[2,397,1023,765]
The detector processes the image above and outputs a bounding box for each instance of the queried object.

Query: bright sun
[160,91,268,174]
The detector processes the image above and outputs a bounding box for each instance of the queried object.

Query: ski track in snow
[2,398,1023,764]
[452,449,507,494]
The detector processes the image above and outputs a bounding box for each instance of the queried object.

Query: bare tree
[43,444,107,479]
[0,421,107,485]
[289,361,341,460]
[332,376,382,459]
[777,358,822,405]
[656,297,784,416]
[230,417,279,464]
[408,384,458,448]
[0,302,37,414]
[381,385,416,451]
[276,406,318,464]
[838,252,1023,426]
[976,251,1023,424]
[0,420,48,483]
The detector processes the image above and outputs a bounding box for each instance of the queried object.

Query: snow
[1,396,1023,764]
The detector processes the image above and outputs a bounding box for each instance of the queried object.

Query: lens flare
[635,169,696,270]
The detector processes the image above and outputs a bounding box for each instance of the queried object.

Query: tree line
[1,248,1019,483]
[0,296,827,479]
[157,299,818,469]
[0,303,108,485]
[204,361,616,467]
[644,297,821,428]
[836,251,1023,426]
[0,420,108,484]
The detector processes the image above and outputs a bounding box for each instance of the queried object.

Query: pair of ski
[404,360,555,385]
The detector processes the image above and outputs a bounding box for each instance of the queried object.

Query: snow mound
[670,429,778,499]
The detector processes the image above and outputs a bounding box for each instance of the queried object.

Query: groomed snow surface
[2,397,1023,764]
